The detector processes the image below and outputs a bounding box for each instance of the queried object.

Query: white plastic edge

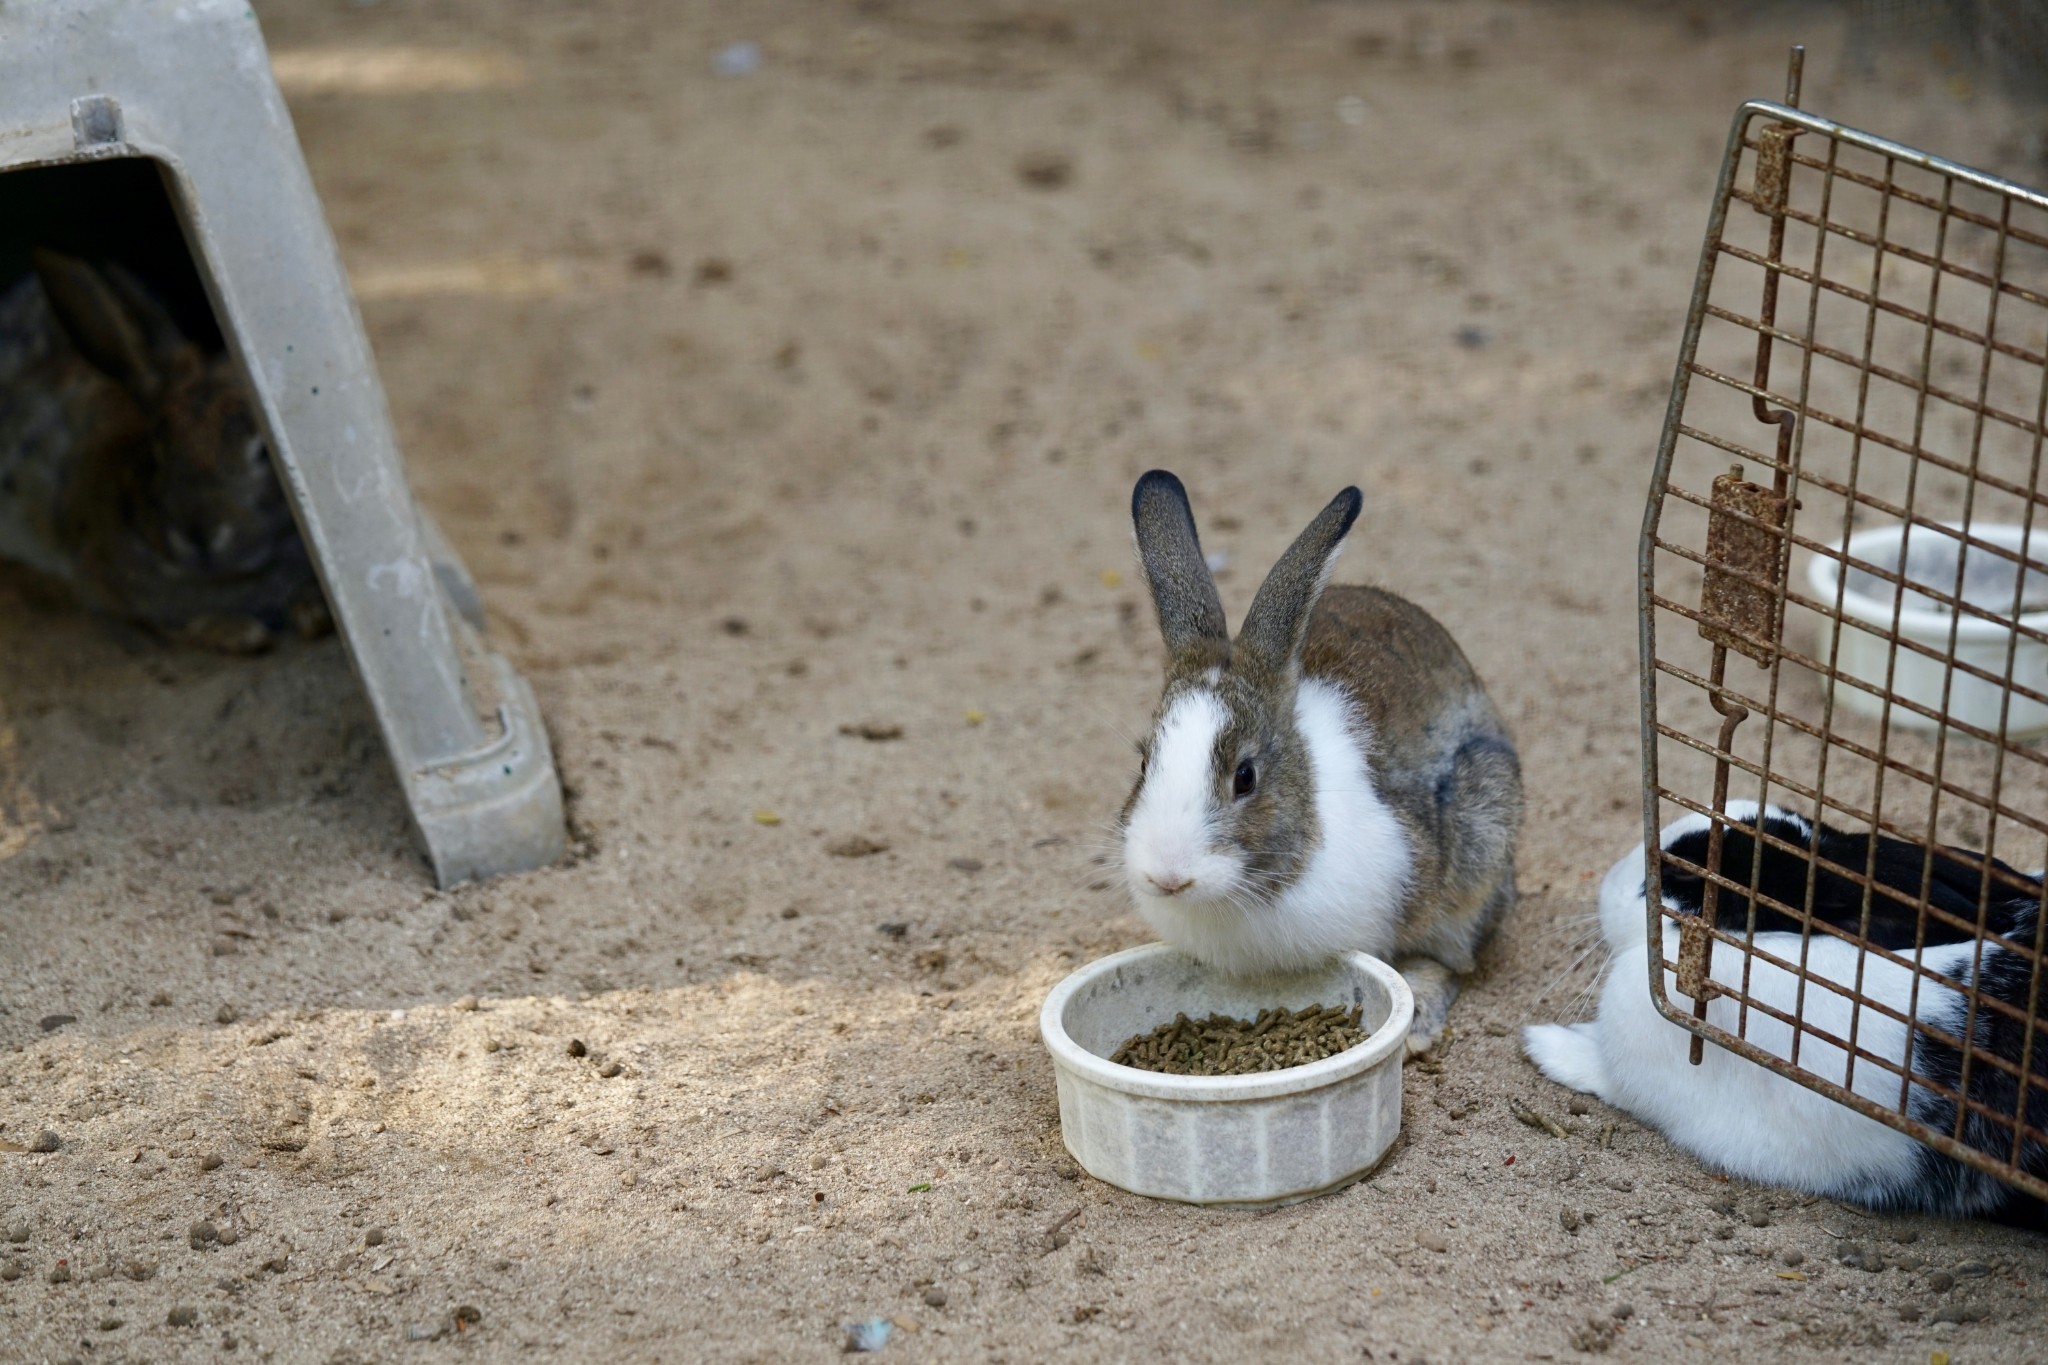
[1807,521,2048,643]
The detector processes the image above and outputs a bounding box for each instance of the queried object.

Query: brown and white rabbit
[1117,470,1523,1051]
[0,248,322,652]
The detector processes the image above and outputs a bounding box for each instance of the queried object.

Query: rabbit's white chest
[1268,679,1413,960]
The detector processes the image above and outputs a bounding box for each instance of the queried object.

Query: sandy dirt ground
[6,1,2048,1361]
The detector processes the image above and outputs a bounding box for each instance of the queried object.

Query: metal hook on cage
[1679,650,1751,1063]
[1678,45,1812,1065]
[1748,45,1807,498]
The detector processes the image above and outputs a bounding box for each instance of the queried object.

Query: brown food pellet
[1109,1004,1369,1076]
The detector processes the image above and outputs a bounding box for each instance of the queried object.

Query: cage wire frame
[1641,74,2048,1202]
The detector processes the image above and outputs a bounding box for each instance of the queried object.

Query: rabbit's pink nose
[1147,874,1194,897]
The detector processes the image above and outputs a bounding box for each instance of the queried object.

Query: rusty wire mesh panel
[1642,96,2048,1200]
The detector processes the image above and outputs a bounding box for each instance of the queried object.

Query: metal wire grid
[1640,95,2048,1200]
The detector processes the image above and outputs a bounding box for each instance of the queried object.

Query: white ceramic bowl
[1806,522,2048,739]
[1039,944,1412,1207]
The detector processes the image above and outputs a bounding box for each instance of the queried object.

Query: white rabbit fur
[1526,802,2043,1223]
[1117,471,1523,1051]
[1123,678,1412,975]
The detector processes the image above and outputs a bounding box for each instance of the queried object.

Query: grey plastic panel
[0,0,565,886]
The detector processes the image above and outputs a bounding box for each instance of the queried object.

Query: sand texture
[5,1,2048,1360]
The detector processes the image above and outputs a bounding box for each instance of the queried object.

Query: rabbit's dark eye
[1233,759,1257,799]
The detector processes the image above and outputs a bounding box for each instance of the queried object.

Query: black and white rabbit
[0,248,322,652]
[1525,801,2048,1226]
[1117,471,1524,1051]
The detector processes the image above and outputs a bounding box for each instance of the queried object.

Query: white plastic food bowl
[1806,522,2048,739]
[1039,944,1413,1207]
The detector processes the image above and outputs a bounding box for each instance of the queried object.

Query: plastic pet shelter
[0,1,565,886]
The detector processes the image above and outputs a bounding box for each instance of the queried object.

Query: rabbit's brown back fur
[0,256,321,651]
[1304,584,1522,975]
[0,271,134,581]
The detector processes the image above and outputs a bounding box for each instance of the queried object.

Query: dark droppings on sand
[1111,1004,1369,1075]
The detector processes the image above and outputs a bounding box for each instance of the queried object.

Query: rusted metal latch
[1751,44,1806,220]
[1752,123,1798,216]
[1676,916,1715,1003]
[1698,466,1791,665]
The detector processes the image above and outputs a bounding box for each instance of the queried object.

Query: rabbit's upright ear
[1238,486,1361,671]
[1132,470,1228,666]
[31,249,179,404]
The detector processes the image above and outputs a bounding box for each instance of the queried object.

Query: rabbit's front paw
[290,591,333,641]
[1522,1022,1607,1096]
[179,614,273,655]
